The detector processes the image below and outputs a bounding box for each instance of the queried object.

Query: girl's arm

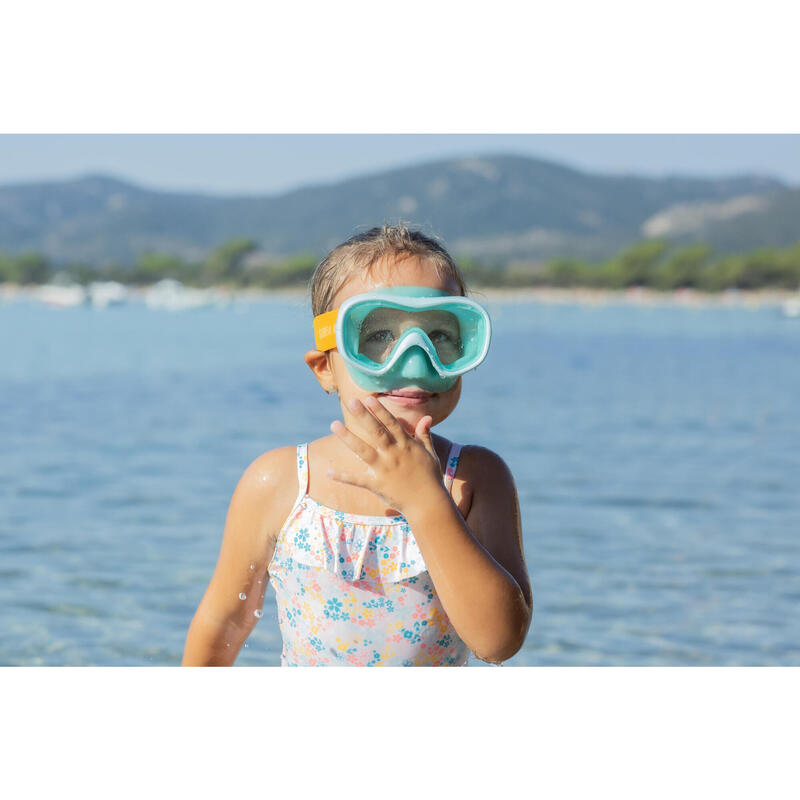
[181,448,293,666]
[328,397,532,665]
[402,446,532,664]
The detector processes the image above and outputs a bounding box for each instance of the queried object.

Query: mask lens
[358,308,463,365]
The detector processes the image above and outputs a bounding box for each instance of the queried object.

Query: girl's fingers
[326,467,367,489]
[347,397,395,446]
[330,420,376,464]
[414,415,438,461]
[362,395,408,441]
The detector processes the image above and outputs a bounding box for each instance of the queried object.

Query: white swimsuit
[267,442,470,666]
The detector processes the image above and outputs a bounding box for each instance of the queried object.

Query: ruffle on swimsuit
[288,499,428,584]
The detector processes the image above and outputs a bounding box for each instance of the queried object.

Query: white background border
[2,1,798,796]
[3,0,799,132]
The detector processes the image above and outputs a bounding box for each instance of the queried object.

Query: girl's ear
[304,350,337,394]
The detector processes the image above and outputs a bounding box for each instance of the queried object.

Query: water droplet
[254,609,263,618]
[249,563,255,570]
[226,643,230,647]
[238,592,247,600]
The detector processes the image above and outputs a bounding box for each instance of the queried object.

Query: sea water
[1,293,798,665]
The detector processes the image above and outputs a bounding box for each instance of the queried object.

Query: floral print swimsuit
[267,442,470,666]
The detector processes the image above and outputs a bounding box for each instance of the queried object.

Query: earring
[325,386,337,395]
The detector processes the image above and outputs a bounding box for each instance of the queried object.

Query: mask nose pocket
[398,347,433,380]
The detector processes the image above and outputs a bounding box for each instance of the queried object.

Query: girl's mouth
[378,390,436,407]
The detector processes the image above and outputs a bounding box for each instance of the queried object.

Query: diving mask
[313,286,492,393]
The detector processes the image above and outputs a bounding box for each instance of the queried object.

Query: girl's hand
[328,396,446,515]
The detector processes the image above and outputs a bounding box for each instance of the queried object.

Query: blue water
[1,294,799,666]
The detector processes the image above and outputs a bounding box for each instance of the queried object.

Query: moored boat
[143,279,227,311]
[35,283,87,308]
[88,281,129,309]
[781,297,800,318]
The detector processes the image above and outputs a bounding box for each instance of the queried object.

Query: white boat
[88,281,129,309]
[781,298,800,318]
[35,283,87,308]
[143,279,226,311]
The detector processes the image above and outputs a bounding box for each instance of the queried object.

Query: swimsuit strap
[443,442,462,494]
[294,443,310,507]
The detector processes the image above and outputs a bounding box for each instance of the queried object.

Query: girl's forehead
[333,255,459,306]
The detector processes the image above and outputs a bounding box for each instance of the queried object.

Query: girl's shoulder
[208,445,302,583]
[450,443,529,611]
[447,443,518,527]
[241,444,299,489]
[234,444,304,546]
[445,441,514,483]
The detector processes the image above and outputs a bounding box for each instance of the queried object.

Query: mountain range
[0,154,797,266]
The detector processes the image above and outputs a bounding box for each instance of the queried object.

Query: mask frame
[313,285,491,393]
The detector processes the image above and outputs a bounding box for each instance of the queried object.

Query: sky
[0,134,798,196]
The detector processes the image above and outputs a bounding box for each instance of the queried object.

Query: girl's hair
[309,224,469,316]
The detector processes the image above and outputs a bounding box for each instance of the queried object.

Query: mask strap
[313,309,338,351]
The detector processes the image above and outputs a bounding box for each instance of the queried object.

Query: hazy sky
[1,134,798,195]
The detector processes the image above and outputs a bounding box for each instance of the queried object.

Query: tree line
[459,240,800,292]
[0,239,319,289]
[2,237,800,292]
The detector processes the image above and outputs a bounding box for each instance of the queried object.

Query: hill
[0,154,791,265]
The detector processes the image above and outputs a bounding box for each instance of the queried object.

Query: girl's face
[308,255,463,437]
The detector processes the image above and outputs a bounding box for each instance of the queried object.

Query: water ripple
[2,300,799,666]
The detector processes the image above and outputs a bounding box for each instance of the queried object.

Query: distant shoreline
[2,282,798,310]
[472,286,799,309]
[226,285,800,310]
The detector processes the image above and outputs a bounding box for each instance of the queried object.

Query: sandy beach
[226,285,800,310]
[3,282,799,310]
[471,286,800,309]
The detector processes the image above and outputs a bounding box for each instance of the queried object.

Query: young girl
[182,225,532,666]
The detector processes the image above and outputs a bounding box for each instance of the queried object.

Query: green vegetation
[2,238,800,292]
[0,252,51,284]
[461,240,800,291]
[0,240,319,290]
[201,238,258,285]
